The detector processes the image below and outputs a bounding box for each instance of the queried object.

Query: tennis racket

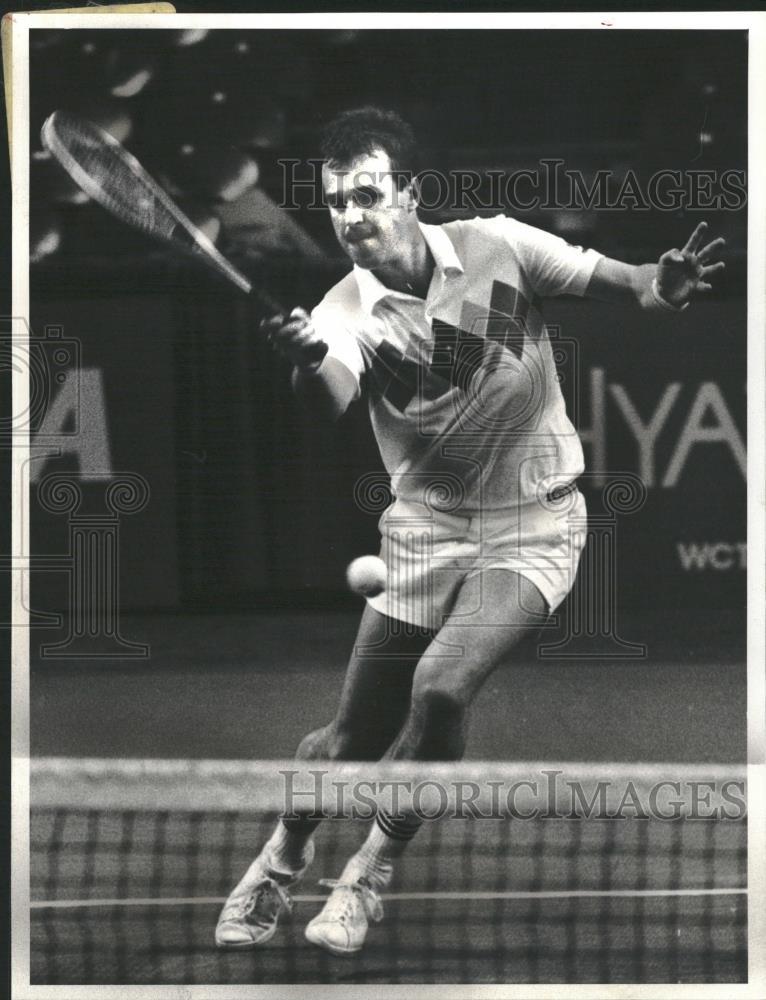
[41,110,327,364]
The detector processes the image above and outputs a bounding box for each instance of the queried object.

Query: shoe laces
[317,878,384,924]
[239,877,293,927]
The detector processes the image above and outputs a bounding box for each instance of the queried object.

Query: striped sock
[341,811,423,889]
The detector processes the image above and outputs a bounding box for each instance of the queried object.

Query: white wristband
[651,277,689,312]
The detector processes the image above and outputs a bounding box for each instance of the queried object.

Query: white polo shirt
[311,215,602,512]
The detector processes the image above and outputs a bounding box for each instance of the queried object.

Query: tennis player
[216,107,726,955]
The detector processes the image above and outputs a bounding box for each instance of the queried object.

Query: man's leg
[387,569,547,761]
[306,570,548,954]
[275,603,431,856]
[322,602,434,759]
[216,604,430,948]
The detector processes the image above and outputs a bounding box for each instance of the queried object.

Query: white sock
[340,813,422,890]
[265,820,314,874]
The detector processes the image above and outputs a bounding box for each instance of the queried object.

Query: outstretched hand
[656,222,726,308]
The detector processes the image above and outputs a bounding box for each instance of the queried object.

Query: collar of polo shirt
[353,221,465,314]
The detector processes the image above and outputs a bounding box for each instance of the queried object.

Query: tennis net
[29,757,747,985]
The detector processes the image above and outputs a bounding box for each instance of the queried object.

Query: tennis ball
[346,555,387,598]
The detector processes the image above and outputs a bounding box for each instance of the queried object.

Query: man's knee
[296,723,335,761]
[411,662,470,720]
[296,722,375,762]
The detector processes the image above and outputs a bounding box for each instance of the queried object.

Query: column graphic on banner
[35,473,150,659]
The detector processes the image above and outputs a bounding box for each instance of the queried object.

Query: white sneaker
[215,841,315,949]
[304,878,384,955]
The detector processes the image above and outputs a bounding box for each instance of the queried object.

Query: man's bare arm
[291,357,359,421]
[584,221,726,310]
[262,307,358,420]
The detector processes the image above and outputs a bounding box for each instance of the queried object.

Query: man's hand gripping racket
[41,110,328,368]
[260,308,328,373]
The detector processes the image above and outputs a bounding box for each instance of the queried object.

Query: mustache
[343,227,376,243]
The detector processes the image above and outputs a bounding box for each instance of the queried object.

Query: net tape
[31,757,748,817]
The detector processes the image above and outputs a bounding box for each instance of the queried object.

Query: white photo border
[8,9,766,999]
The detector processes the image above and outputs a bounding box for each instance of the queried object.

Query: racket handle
[250,285,286,315]
[188,228,329,366]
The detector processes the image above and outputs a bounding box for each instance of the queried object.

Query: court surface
[31,608,746,762]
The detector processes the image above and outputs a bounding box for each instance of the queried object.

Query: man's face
[322,149,417,270]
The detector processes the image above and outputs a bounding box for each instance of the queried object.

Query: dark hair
[319,106,417,186]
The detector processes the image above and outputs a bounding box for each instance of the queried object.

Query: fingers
[276,317,310,337]
[700,261,725,279]
[697,236,727,263]
[259,312,309,345]
[664,227,725,268]
[259,306,310,333]
[267,319,310,355]
[682,221,708,254]
[259,308,325,367]
[283,325,317,351]
[259,312,285,335]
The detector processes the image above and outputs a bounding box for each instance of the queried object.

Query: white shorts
[366,488,588,630]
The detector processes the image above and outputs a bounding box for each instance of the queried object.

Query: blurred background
[26,28,747,763]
